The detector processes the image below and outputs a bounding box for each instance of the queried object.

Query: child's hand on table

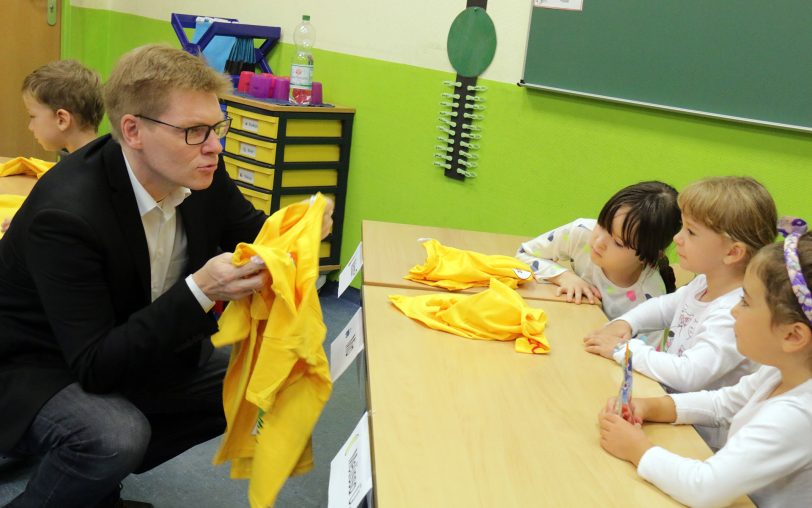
[602,396,643,425]
[598,406,652,467]
[551,271,602,304]
[583,320,631,358]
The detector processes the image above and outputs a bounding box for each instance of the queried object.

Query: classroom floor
[0,283,365,508]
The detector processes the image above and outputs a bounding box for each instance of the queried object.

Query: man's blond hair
[678,176,777,260]
[103,44,232,140]
[22,60,104,131]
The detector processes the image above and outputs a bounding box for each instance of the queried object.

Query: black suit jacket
[0,135,266,451]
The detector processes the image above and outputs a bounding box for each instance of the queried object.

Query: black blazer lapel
[102,140,151,303]
[179,195,210,274]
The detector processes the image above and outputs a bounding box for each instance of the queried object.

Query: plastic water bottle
[289,15,315,105]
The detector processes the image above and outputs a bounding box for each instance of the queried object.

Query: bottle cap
[303,15,310,21]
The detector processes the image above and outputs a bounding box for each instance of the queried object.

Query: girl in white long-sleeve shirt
[597,228,812,508]
[517,181,681,319]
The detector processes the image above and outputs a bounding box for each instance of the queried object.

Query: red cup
[237,71,254,93]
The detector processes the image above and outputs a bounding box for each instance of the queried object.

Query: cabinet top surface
[221,93,356,114]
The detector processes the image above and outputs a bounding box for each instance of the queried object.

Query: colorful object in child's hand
[614,342,636,423]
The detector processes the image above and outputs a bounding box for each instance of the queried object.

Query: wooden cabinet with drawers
[220,93,354,271]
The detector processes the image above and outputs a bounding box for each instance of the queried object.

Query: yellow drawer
[225,132,277,165]
[224,155,275,189]
[286,119,342,137]
[282,145,340,163]
[237,185,271,215]
[227,106,280,138]
[281,169,337,187]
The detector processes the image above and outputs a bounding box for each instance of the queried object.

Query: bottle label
[290,64,313,87]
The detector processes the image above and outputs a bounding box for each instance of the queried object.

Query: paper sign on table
[328,412,373,508]
[330,307,365,381]
[338,242,363,297]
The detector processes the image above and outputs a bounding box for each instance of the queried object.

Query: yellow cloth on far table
[389,278,550,354]
[0,157,55,179]
[211,194,332,508]
[405,238,533,291]
[0,195,26,239]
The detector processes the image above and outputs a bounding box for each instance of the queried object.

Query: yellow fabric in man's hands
[212,194,332,508]
[389,278,550,354]
[0,157,55,179]
[405,238,533,291]
[0,195,26,239]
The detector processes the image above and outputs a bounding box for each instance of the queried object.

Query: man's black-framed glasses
[135,115,231,145]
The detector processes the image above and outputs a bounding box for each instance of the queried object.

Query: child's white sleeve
[614,304,742,393]
[669,368,767,427]
[516,219,592,282]
[614,284,687,333]
[636,399,812,508]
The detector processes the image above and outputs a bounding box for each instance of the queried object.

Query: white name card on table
[328,412,373,508]
[330,307,365,381]
[337,242,363,297]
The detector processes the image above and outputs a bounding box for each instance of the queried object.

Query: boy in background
[1,60,105,232]
[22,59,103,154]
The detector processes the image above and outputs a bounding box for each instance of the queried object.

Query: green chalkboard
[521,1,812,132]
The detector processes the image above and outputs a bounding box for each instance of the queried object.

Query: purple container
[311,82,323,105]
[248,74,273,98]
[273,76,290,101]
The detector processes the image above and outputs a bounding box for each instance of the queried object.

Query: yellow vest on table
[390,278,550,354]
[406,238,533,290]
[0,156,54,178]
[212,194,332,508]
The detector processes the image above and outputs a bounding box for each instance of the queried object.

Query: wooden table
[362,220,575,303]
[362,285,752,507]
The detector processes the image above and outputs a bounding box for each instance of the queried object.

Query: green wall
[63,5,812,272]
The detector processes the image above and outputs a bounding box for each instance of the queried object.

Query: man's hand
[1,217,11,233]
[192,252,269,301]
[550,271,602,304]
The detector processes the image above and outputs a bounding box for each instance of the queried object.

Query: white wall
[70,0,534,83]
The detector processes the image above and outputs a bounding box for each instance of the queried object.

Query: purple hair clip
[779,217,812,325]
[778,216,808,238]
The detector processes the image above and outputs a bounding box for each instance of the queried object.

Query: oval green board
[447,7,497,78]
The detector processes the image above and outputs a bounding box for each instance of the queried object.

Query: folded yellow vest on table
[211,194,332,508]
[0,156,55,178]
[0,195,26,239]
[389,278,550,354]
[405,238,533,291]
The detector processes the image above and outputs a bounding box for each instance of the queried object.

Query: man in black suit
[0,44,332,508]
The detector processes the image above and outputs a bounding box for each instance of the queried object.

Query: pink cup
[237,71,254,93]
[267,76,277,97]
[311,82,323,105]
[273,77,290,100]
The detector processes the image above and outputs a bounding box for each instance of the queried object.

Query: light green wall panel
[62,6,812,275]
